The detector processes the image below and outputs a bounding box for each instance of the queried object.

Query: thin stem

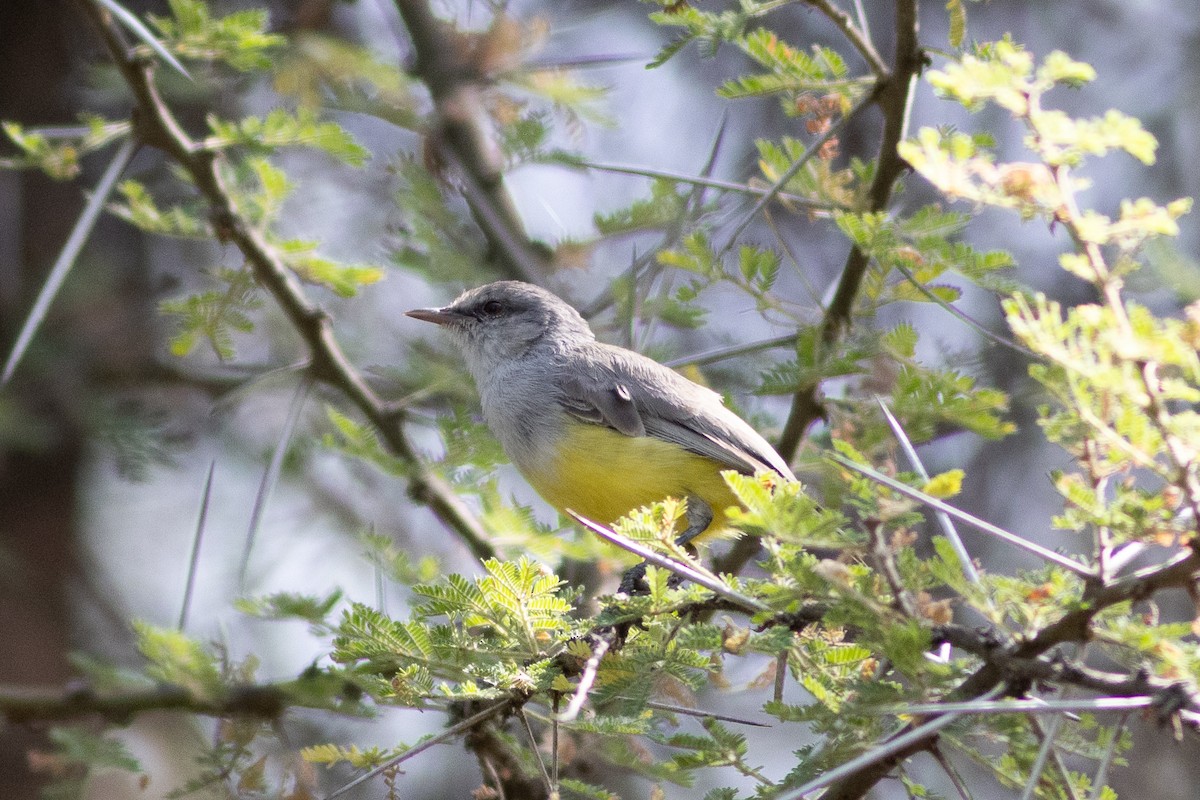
[516,708,554,797]
[581,160,836,211]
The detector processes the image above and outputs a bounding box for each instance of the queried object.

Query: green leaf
[49,727,142,773]
[921,469,964,499]
[595,179,690,235]
[133,622,224,697]
[945,0,966,49]
[0,118,130,179]
[159,267,262,359]
[207,109,369,165]
[278,240,384,297]
[881,322,918,358]
[150,0,285,72]
[236,590,343,625]
[110,180,210,238]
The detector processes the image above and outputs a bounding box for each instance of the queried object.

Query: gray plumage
[407,281,795,484]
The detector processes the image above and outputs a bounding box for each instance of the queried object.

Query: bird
[407,280,795,552]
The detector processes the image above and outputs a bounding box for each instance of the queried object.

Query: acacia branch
[0,681,298,724]
[776,0,923,460]
[77,0,495,561]
[820,545,1200,799]
[392,0,549,283]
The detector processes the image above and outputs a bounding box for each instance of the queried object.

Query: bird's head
[407,281,594,376]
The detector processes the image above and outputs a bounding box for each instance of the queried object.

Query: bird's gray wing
[557,344,795,479]
[558,374,646,437]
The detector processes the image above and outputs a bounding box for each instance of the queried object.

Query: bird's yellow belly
[522,423,739,532]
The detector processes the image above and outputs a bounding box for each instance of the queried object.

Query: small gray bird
[407,281,795,545]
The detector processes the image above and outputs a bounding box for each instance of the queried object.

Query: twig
[938,548,1200,703]
[0,681,295,723]
[803,0,888,77]
[891,260,1039,359]
[581,115,733,321]
[1021,706,1073,800]
[516,707,555,797]
[1087,713,1128,800]
[866,518,919,617]
[77,0,495,561]
[773,685,1007,800]
[391,0,548,283]
[774,651,788,705]
[581,160,836,210]
[718,92,873,260]
[930,745,974,800]
[663,332,798,369]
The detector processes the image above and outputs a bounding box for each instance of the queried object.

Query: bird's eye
[481,300,504,316]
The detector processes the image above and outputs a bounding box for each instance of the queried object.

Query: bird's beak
[406,307,464,326]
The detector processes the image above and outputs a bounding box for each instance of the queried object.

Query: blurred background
[3,0,1200,797]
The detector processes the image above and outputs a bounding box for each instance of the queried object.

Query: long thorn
[1087,712,1128,800]
[876,397,980,584]
[178,461,216,632]
[875,696,1152,716]
[567,511,769,613]
[829,452,1094,577]
[3,137,136,385]
[95,0,192,80]
[1020,708,1068,800]
[238,378,311,590]
[559,633,610,722]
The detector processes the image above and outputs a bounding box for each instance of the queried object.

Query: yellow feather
[522,422,740,535]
